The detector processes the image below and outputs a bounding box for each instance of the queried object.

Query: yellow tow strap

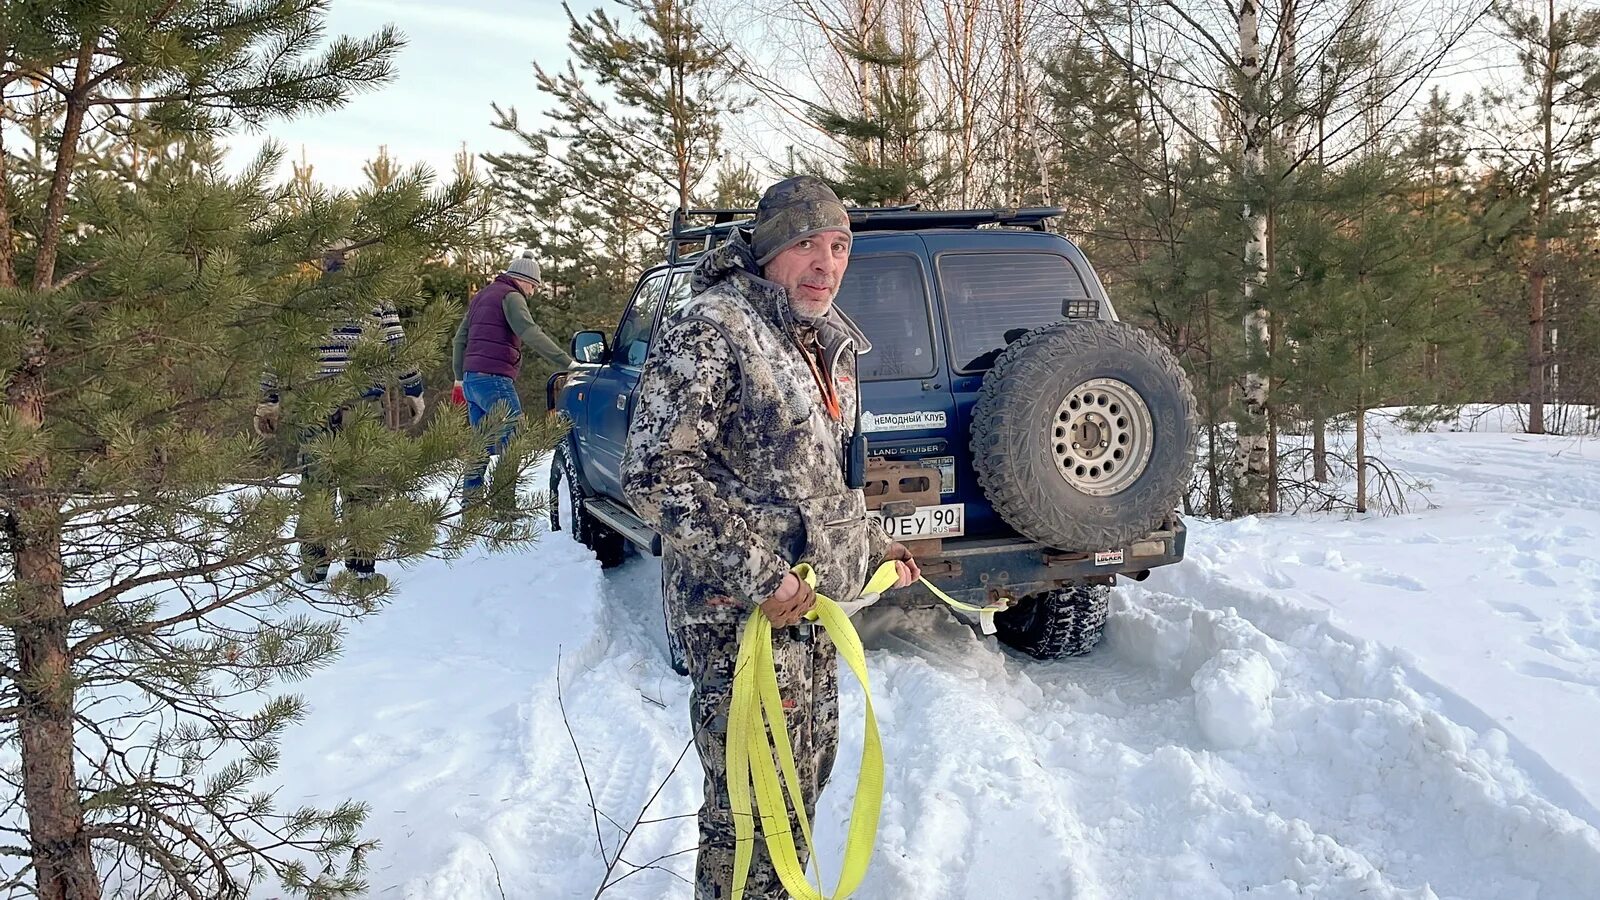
[915,574,1012,635]
[726,562,1012,899]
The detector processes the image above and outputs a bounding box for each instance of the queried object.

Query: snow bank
[259,426,1600,899]
[1192,648,1278,749]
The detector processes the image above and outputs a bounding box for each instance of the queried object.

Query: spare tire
[971,320,1196,550]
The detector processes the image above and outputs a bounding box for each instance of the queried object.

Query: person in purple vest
[451,250,572,498]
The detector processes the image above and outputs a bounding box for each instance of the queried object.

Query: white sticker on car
[863,410,948,433]
[1094,549,1125,566]
[925,455,956,494]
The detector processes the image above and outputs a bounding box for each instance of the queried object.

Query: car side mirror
[572,331,608,364]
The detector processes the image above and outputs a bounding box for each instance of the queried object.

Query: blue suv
[550,207,1196,662]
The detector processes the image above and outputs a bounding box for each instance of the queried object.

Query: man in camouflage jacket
[622,176,919,899]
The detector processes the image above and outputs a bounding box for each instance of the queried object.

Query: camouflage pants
[679,621,840,900]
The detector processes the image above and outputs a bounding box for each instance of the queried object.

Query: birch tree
[1052,0,1479,513]
[1236,0,1273,513]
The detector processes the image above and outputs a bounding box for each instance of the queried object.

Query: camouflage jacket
[622,232,892,625]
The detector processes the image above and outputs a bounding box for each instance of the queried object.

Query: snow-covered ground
[269,410,1600,899]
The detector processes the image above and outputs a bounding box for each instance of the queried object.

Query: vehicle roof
[852,228,1077,249]
[660,227,1084,273]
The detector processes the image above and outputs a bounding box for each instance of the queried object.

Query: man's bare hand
[759,572,816,628]
[885,542,921,589]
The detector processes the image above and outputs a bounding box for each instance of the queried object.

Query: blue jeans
[462,372,523,493]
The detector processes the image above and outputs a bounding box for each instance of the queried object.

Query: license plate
[871,503,964,539]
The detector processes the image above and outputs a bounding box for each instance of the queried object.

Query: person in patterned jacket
[254,243,425,583]
[622,175,920,899]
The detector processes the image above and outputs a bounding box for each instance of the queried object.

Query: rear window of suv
[938,252,1093,372]
[833,254,936,380]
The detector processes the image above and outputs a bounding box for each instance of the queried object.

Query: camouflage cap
[751,175,852,266]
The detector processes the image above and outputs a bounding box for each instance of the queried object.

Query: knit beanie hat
[750,175,851,266]
[505,250,542,284]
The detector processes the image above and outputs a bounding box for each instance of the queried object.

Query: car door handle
[616,394,627,411]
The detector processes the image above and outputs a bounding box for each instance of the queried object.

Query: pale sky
[226,0,577,188]
[220,0,1512,192]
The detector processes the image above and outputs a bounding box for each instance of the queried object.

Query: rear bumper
[591,473,1187,608]
[886,519,1187,608]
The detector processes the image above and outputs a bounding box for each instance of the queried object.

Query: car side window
[662,270,694,321]
[614,273,668,368]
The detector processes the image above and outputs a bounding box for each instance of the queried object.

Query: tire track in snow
[422,544,1600,899]
[397,536,699,899]
[400,437,1600,898]
[1176,428,1600,823]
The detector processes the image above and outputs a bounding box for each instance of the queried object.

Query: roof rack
[667,205,1064,263]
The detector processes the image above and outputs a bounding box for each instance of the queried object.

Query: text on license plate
[871,503,965,539]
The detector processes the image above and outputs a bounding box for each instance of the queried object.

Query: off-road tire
[995,583,1111,659]
[971,320,1197,550]
[550,443,627,569]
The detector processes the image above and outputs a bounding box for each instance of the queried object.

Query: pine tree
[1034,0,1486,515]
[1037,39,1168,283]
[812,26,949,206]
[442,142,505,282]
[486,0,732,234]
[1267,82,1522,510]
[289,145,317,212]
[0,4,551,898]
[419,143,509,390]
[1481,0,1600,434]
[1272,152,1455,510]
[710,160,762,208]
[1543,227,1600,427]
[484,0,732,366]
[1398,90,1521,408]
[363,144,400,190]
[1039,32,1247,517]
